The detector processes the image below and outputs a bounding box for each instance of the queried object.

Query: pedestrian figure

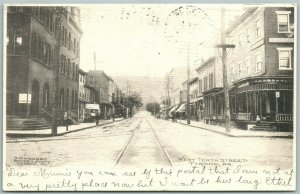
[256,115,261,124]
[96,111,100,126]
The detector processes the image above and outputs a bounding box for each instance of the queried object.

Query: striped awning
[176,104,186,112]
[169,105,179,116]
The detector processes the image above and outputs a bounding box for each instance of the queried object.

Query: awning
[169,105,179,116]
[176,104,186,112]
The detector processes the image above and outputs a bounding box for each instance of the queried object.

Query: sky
[79,4,245,77]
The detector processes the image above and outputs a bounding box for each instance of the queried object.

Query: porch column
[246,91,249,114]
[275,90,278,118]
[259,91,262,118]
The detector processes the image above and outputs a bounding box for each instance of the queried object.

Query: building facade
[87,70,113,119]
[226,7,294,131]
[196,56,224,124]
[6,6,82,124]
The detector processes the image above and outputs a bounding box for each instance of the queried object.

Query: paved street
[6,111,293,169]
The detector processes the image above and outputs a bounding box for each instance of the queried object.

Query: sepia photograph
[2,3,297,191]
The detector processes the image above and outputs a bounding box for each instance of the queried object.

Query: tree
[146,102,160,115]
[126,92,143,109]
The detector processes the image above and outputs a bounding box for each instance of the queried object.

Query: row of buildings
[161,6,295,131]
[78,69,129,122]
[6,6,130,129]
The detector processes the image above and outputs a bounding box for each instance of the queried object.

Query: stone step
[7,125,52,131]
[6,116,52,131]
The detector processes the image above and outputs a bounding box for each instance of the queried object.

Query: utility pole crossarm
[215,44,235,48]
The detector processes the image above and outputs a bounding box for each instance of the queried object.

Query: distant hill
[112,75,163,106]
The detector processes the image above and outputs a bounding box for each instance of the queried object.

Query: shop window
[237,93,247,113]
[278,91,293,114]
[276,11,290,33]
[277,48,293,70]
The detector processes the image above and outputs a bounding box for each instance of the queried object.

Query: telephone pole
[93,52,97,70]
[52,7,63,136]
[186,42,191,125]
[216,7,235,133]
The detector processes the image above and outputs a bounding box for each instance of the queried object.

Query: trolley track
[114,116,173,168]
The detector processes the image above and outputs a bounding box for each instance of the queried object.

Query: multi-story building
[6,6,82,126]
[196,56,224,124]
[87,70,113,119]
[78,70,97,122]
[226,6,294,131]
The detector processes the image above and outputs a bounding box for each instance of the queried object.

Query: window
[246,58,251,76]
[8,28,26,55]
[255,54,262,72]
[199,79,202,93]
[231,67,235,81]
[238,63,242,79]
[276,11,290,33]
[209,73,214,89]
[7,29,14,54]
[74,38,76,53]
[68,32,71,49]
[277,48,293,70]
[246,28,250,43]
[72,63,75,79]
[60,89,64,109]
[256,20,261,38]
[204,77,207,91]
[67,59,70,76]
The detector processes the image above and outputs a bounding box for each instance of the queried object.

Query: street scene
[6,111,293,169]
[4,4,296,191]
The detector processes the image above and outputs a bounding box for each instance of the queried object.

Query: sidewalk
[172,119,293,138]
[6,118,124,138]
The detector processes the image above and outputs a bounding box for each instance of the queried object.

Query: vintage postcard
[2,3,297,191]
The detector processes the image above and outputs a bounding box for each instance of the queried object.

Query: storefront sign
[18,93,31,104]
[86,103,99,109]
[269,38,294,43]
[276,91,280,98]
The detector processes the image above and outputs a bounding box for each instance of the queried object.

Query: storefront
[203,88,224,125]
[231,77,293,131]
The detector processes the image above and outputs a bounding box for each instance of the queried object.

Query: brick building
[6,6,81,125]
[226,6,294,131]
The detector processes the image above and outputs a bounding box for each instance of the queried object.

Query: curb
[6,119,125,138]
[176,121,293,139]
